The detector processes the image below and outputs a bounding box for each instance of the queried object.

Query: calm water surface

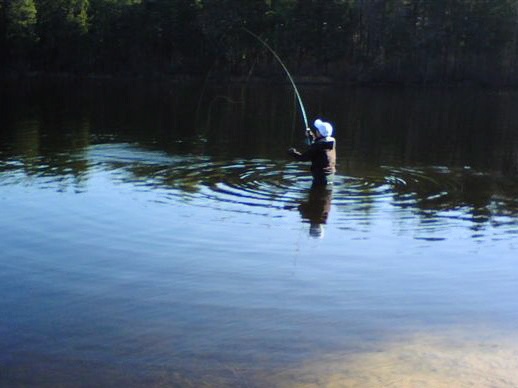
[1,79,518,387]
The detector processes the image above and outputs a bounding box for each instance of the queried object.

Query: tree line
[2,0,518,85]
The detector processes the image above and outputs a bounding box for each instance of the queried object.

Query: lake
[1,78,518,387]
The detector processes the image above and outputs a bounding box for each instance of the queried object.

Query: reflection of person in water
[298,185,333,238]
[288,118,336,186]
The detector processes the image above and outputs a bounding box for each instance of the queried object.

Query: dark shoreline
[1,70,511,90]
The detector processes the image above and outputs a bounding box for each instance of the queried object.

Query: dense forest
[2,0,518,85]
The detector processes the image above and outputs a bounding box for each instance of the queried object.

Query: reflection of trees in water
[390,168,518,230]
[193,83,302,158]
[327,166,518,238]
[330,89,518,175]
[0,115,90,189]
[2,80,518,229]
[3,80,518,173]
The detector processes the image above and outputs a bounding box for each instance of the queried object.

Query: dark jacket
[289,137,336,184]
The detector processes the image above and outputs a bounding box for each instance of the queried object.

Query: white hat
[314,119,333,137]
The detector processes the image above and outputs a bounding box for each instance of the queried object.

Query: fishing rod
[242,27,311,142]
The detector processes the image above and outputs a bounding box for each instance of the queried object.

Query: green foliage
[32,0,90,70]
[5,0,37,41]
[2,0,38,67]
[2,0,518,85]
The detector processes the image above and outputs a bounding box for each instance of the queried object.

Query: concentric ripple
[87,145,311,213]
[3,144,518,231]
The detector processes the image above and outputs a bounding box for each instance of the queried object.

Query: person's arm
[289,128,317,160]
[288,145,314,161]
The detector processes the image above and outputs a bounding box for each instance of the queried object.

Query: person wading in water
[288,119,336,186]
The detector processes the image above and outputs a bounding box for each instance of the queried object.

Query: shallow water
[1,79,518,387]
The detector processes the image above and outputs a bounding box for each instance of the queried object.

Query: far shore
[1,70,510,89]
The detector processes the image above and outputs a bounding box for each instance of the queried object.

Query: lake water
[1,79,518,387]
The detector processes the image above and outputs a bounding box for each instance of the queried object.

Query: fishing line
[195,49,259,135]
[242,27,309,130]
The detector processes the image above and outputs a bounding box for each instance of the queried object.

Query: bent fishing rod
[242,27,312,144]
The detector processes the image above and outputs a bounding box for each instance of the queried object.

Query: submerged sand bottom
[3,327,518,387]
[265,327,518,388]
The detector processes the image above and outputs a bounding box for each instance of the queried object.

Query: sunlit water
[1,80,518,387]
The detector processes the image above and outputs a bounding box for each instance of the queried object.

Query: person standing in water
[288,118,336,186]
